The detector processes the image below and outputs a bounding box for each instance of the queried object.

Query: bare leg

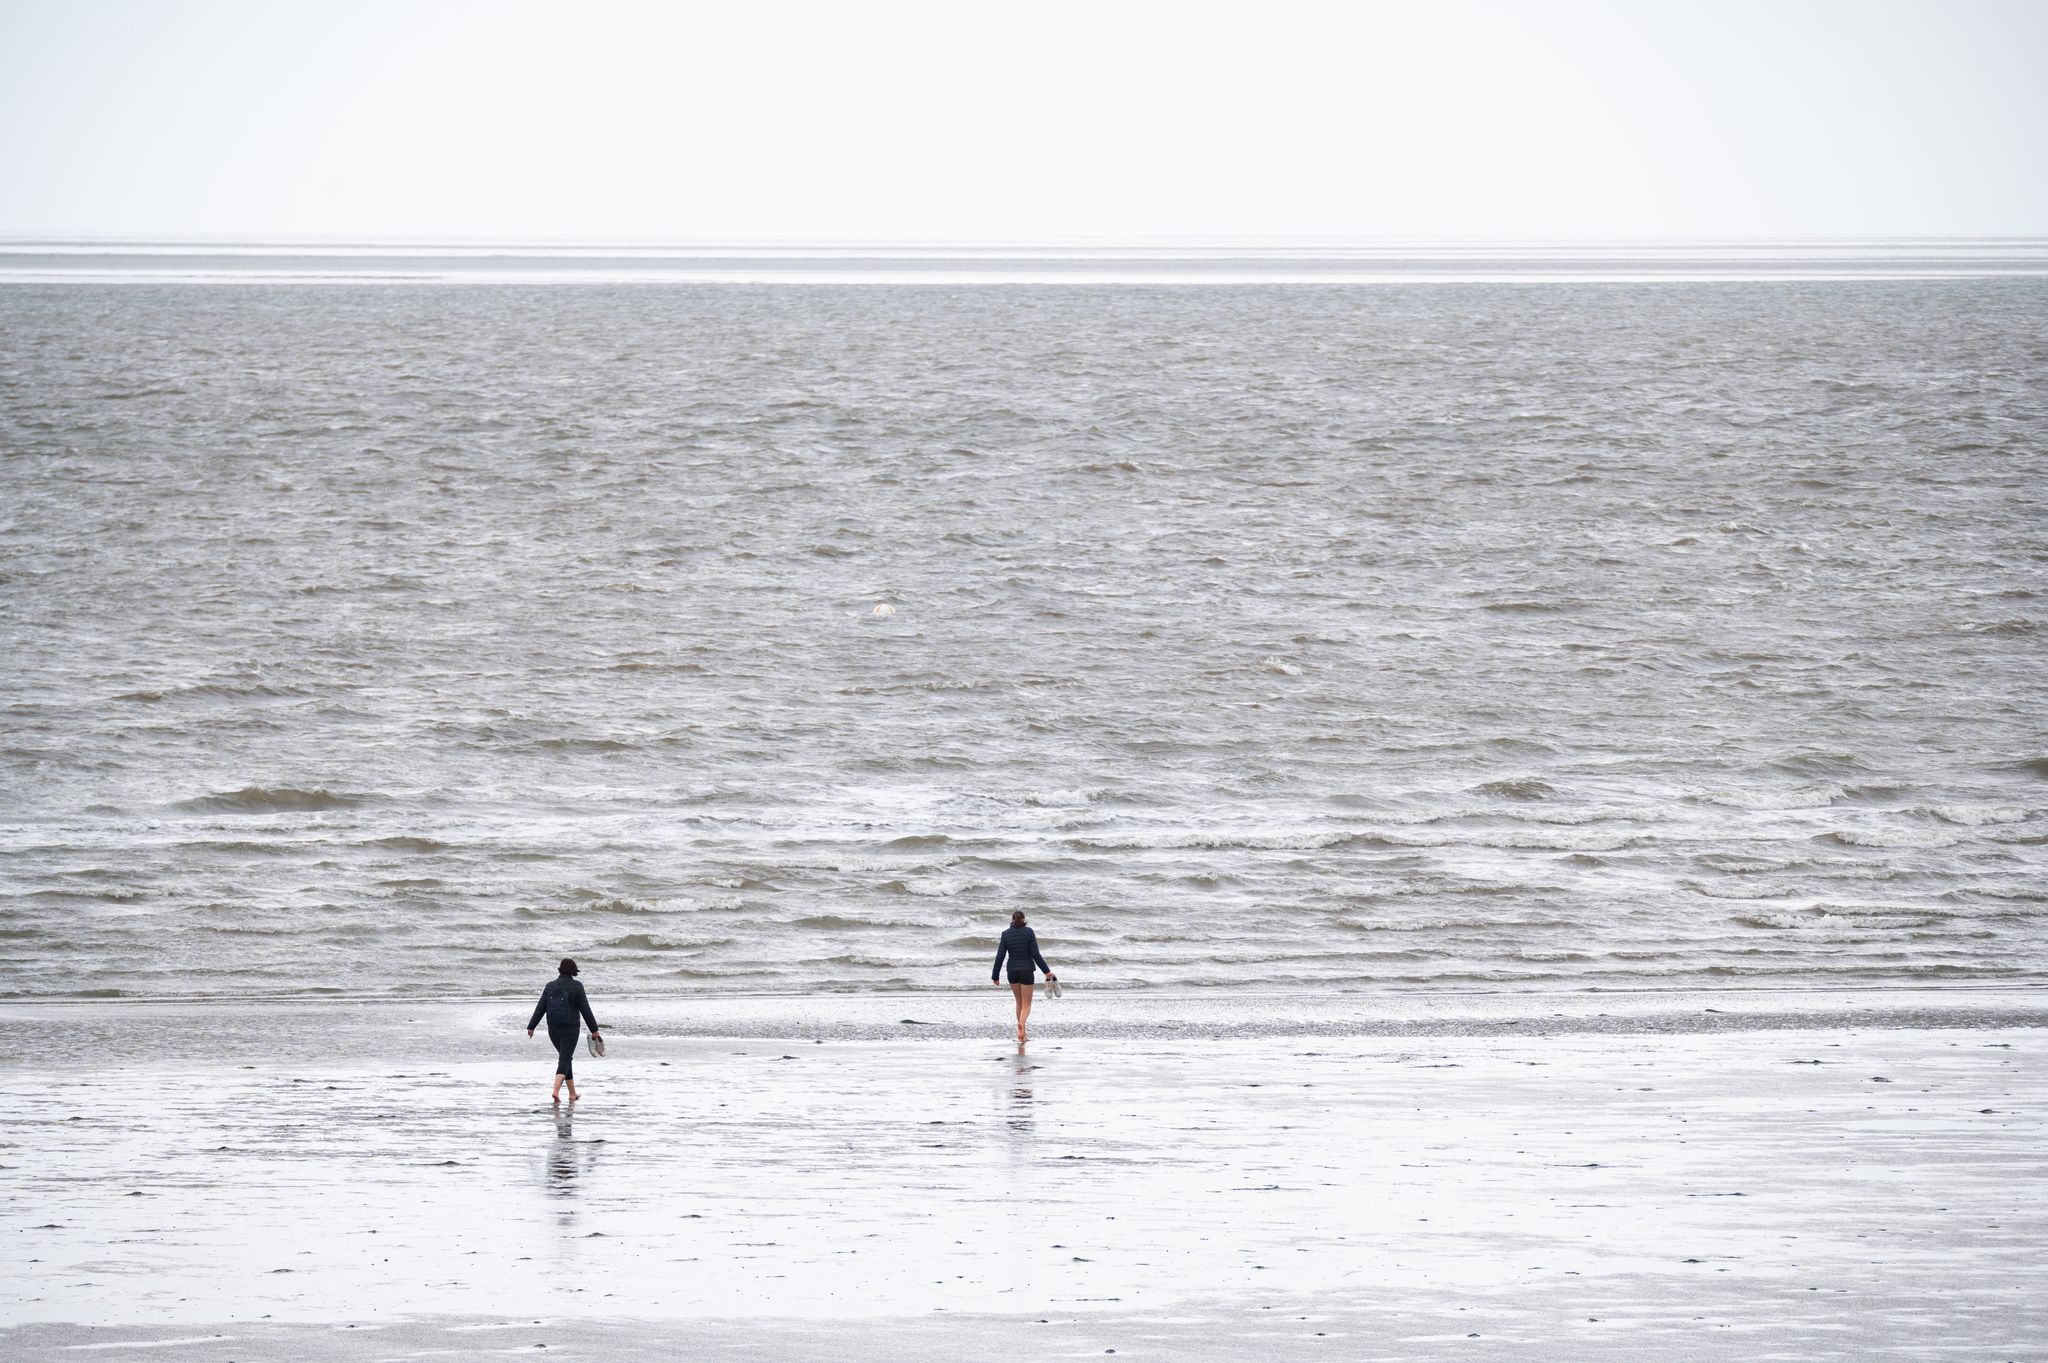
[551,1073,563,1104]
[1011,982,1034,1041]
[550,1028,577,1100]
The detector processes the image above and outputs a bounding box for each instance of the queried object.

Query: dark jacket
[992,925,1051,982]
[529,975,599,1033]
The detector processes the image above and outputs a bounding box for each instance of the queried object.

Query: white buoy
[871,603,896,617]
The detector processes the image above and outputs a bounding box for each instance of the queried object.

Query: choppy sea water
[2,264,2044,998]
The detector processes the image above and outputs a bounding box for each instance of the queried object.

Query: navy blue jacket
[992,925,1051,982]
[529,975,599,1032]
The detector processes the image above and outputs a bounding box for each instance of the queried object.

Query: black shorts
[1006,971,1036,985]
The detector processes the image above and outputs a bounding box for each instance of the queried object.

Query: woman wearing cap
[991,911,1057,1043]
[527,957,602,1103]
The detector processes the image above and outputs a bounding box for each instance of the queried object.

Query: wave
[1473,778,1556,800]
[1813,829,1958,849]
[1689,785,1842,810]
[1689,851,1808,873]
[1919,804,2030,826]
[1694,962,2015,980]
[169,838,306,855]
[794,914,904,931]
[1173,871,1241,889]
[1331,916,1581,934]
[1678,873,1804,899]
[362,835,451,852]
[114,682,314,703]
[1019,788,1109,807]
[1067,830,1352,852]
[1771,752,1875,777]
[816,953,913,969]
[518,896,671,918]
[605,660,706,674]
[1727,911,1831,930]
[188,922,317,937]
[1476,599,1575,613]
[599,933,735,951]
[1065,827,1649,853]
[942,855,1060,877]
[837,678,1012,695]
[175,786,371,813]
[1941,881,2048,904]
[877,877,991,898]
[701,874,774,890]
[15,886,147,903]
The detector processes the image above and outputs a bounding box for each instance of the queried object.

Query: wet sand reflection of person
[1006,1049,1036,1140]
[547,1104,599,1206]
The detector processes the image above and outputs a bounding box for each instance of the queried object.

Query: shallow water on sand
[1,279,2044,997]
[3,1006,2042,1360]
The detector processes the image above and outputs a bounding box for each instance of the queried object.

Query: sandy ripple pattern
[1,278,2045,998]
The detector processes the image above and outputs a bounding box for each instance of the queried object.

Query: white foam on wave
[886,877,993,898]
[1815,828,1961,850]
[1691,785,1845,811]
[1922,804,2031,827]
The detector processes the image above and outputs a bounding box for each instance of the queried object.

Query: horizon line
[5,234,2048,252]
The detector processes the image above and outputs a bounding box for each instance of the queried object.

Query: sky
[1,0,2044,243]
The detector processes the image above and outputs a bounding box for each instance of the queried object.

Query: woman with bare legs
[991,910,1056,1043]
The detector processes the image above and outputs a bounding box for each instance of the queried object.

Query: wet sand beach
[4,990,2044,1360]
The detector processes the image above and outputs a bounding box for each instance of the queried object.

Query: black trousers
[549,1023,578,1080]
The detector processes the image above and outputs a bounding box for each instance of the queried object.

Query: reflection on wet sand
[546,1105,598,1204]
[5,1011,2045,1359]
[1005,1049,1037,1140]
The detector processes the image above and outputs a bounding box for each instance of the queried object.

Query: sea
[2,242,2044,999]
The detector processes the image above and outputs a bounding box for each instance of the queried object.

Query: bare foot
[568,1087,581,1102]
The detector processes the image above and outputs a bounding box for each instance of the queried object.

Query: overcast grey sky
[1,0,2043,242]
